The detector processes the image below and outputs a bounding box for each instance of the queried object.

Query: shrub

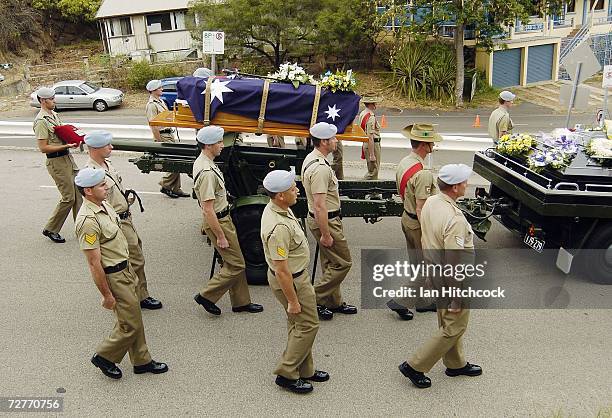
[126,62,183,90]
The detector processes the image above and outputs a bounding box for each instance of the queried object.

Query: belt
[308,210,340,219]
[373,138,381,143]
[404,209,418,220]
[103,260,128,275]
[269,269,306,279]
[118,210,131,220]
[216,206,230,219]
[46,149,69,159]
[159,128,174,134]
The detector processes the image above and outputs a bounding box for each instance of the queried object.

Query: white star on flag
[202,79,233,104]
[324,104,341,121]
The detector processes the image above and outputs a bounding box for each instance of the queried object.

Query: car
[29,80,124,112]
[160,77,183,109]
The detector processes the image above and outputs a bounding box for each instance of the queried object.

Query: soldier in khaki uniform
[192,126,263,316]
[84,131,162,310]
[488,90,515,142]
[261,170,329,394]
[145,79,189,199]
[74,168,168,380]
[387,124,441,320]
[301,122,355,321]
[359,93,382,180]
[399,164,482,389]
[33,87,82,243]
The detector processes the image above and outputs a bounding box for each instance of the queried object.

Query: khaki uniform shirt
[86,158,129,215]
[488,106,513,140]
[396,152,437,229]
[261,202,310,274]
[301,148,341,213]
[33,109,78,169]
[359,108,380,139]
[75,199,130,268]
[420,193,475,255]
[146,96,173,141]
[193,153,228,214]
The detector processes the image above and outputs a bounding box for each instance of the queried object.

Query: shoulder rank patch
[276,246,287,257]
[85,233,97,245]
[455,236,464,248]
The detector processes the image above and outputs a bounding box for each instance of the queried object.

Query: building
[95,0,199,61]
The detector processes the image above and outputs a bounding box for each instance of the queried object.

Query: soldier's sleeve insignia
[85,233,98,245]
[455,236,464,248]
[276,246,287,257]
[425,186,431,194]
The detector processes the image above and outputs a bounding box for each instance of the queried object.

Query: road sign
[560,84,590,109]
[561,43,601,84]
[202,31,225,54]
[603,65,612,88]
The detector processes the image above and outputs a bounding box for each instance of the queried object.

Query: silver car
[30,80,124,112]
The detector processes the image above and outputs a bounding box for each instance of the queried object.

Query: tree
[190,0,322,69]
[32,0,102,22]
[406,0,563,106]
[0,0,40,52]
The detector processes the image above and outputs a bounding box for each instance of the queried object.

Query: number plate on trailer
[524,234,545,253]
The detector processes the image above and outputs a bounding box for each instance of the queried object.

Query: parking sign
[202,31,225,54]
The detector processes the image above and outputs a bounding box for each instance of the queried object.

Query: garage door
[527,44,554,83]
[492,48,522,87]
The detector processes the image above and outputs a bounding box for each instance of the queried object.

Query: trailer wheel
[582,223,612,285]
[231,204,269,285]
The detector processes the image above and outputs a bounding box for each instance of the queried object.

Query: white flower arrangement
[268,62,316,89]
[586,137,612,159]
[527,149,568,173]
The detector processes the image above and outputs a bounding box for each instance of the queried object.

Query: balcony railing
[515,22,544,33]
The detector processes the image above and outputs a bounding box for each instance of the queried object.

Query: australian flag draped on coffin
[176,76,361,134]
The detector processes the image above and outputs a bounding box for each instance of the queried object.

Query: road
[0,149,610,417]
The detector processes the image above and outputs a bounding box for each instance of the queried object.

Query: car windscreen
[80,82,100,94]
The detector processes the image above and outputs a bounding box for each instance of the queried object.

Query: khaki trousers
[331,141,344,180]
[268,271,319,380]
[408,308,470,372]
[363,141,381,180]
[96,264,152,366]
[307,217,352,308]
[156,134,182,193]
[200,216,251,307]
[45,156,82,233]
[120,217,149,301]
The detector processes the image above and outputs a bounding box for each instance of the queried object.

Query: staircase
[515,81,605,113]
[558,3,598,77]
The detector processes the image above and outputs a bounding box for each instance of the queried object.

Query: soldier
[301,122,355,321]
[398,164,482,389]
[34,87,82,243]
[359,93,383,180]
[145,79,190,199]
[387,124,441,320]
[261,170,329,394]
[74,168,168,380]
[84,131,162,310]
[192,126,263,316]
[488,90,515,142]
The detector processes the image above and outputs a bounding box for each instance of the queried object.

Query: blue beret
[75,167,106,188]
[146,79,162,91]
[309,122,337,140]
[438,164,472,185]
[196,125,224,145]
[84,130,112,148]
[263,169,296,193]
[36,87,55,99]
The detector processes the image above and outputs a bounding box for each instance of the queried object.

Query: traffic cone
[472,114,481,128]
[380,114,388,129]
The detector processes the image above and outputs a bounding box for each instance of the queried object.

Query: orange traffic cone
[380,114,388,129]
[472,114,481,128]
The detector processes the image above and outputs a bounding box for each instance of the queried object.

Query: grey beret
[309,122,337,140]
[75,167,106,188]
[263,169,296,193]
[193,67,213,78]
[196,125,224,145]
[36,87,55,99]
[146,79,162,92]
[438,164,472,185]
[84,130,112,148]
[499,90,516,101]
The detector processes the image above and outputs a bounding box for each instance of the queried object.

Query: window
[67,86,85,95]
[147,13,172,31]
[590,0,604,10]
[106,20,114,36]
[566,0,575,13]
[53,86,67,95]
[162,82,177,92]
[80,82,99,94]
[119,17,133,36]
